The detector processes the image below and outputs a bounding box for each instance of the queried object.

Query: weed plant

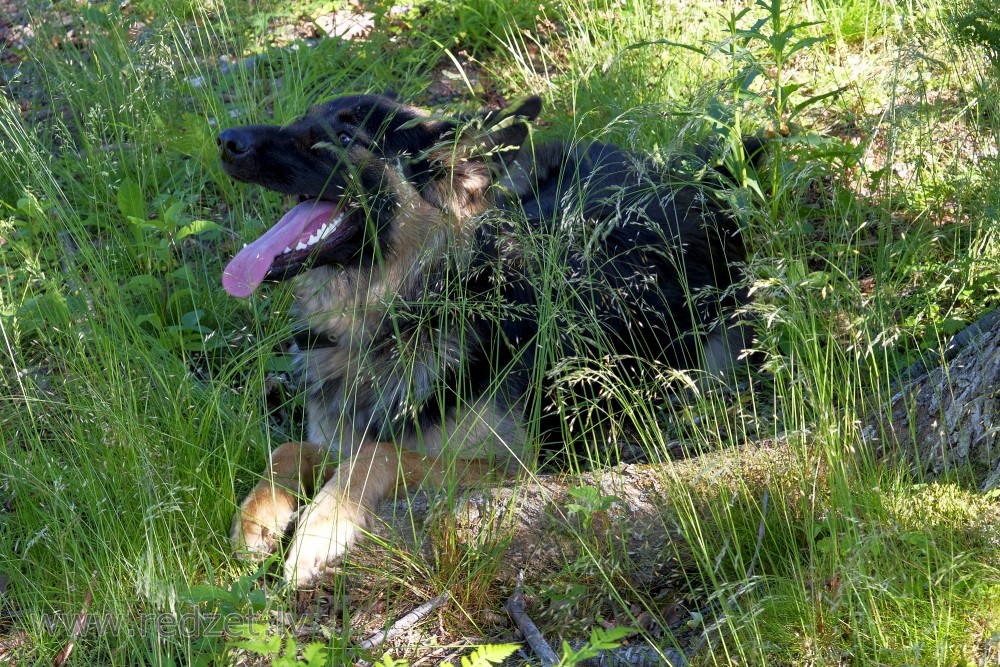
[2,0,999,664]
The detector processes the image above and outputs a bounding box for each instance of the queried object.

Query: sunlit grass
[2,0,999,664]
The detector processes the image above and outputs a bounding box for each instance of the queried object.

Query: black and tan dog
[218,93,756,587]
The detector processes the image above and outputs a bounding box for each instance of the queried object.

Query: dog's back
[463,136,753,439]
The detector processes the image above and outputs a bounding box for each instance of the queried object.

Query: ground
[2,0,1000,665]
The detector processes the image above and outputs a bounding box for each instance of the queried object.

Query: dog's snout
[218,128,254,159]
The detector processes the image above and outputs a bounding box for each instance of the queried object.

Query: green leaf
[266,353,295,373]
[176,219,223,240]
[738,67,763,93]
[15,194,48,224]
[566,486,619,514]
[184,583,233,605]
[134,313,163,330]
[603,39,706,73]
[939,317,966,335]
[247,588,269,612]
[786,35,827,58]
[166,288,196,315]
[587,625,634,650]
[300,642,331,666]
[168,327,209,351]
[458,644,519,667]
[170,264,197,284]
[117,179,146,221]
[785,20,824,33]
[374,653,402,667]
[128,215,175,235]
[900,531,931,553]
[746,16,769,36]
[788,85,848,120]
[234,632,283,656]
[180,309,209,331]
[125,275,163,295]
[231,621,271,638]
[162,201,185,228]
[779,82,804,99]
[620,38,707,56]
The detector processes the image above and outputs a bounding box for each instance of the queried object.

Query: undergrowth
[2,0,999,664]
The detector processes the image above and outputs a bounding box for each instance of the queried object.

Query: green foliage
[442,643,520,667]
[157,529,272,664]
[240,634,340,667]
[183,565,271,619]
[565,485,620,534]
[421,0,559,57]
[2,0,1000,664]
[180,563,353,666]
[558,625,634,666]
[949,0,1000,65]
[372,643,519,667]
[720,2,844,143]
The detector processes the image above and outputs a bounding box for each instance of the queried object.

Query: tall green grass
[2,0,999,664]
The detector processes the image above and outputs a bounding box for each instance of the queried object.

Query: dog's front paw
[231,485,298,559]
[283,490,366,588]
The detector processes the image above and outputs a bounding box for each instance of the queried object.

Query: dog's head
[218,94,541,297]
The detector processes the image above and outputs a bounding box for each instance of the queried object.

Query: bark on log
[868,320,1000,489]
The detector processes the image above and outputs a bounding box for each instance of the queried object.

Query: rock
[314,10,375,41]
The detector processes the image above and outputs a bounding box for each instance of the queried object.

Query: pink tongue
[223,200,340,298]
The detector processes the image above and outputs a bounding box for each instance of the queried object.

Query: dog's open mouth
[223,198,359,298]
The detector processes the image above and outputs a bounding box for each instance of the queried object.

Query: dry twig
[505,570,559,666]
[356,592,451,651]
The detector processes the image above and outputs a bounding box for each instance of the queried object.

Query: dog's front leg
[284,441,402,587]
[284,442,504,587]
[232,441,334,557]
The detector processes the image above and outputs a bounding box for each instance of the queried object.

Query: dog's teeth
[295,241,308,251]
[307,233,319,246]
[283,246,293,254]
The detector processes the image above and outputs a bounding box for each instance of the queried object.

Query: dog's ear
[481,96,543,126]
[416,96,540,189]
[477,96,542,165]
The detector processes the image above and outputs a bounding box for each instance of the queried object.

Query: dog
[218,93,757,588]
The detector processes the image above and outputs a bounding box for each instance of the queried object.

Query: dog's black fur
[220,93,758,585]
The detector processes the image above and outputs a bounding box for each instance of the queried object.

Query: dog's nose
[217,128,254,158]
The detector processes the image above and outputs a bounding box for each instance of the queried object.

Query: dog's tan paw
[231,487,298,559]
[283,491,366,588]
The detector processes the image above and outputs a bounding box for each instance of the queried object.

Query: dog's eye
[338,131,352,146]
